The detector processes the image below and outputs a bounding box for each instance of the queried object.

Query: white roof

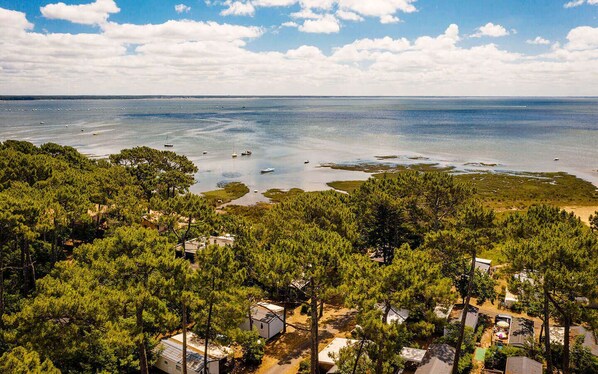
[256,302,284,314]
[505,288,519,302]
[400,347,427,363]
[386,306,410,325]
[475,258,492,265]
[169,332,232,359]
[434,305,454,320]
[318,338,358,366]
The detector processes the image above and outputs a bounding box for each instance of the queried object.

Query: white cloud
[380,15,400,24]
[298,14,340,33]
[281,21,299,27]
[220,0,417,23]
[175,4,191,13]
[564,0,598,7]
[336,10,363,21]
[221,1,255,16]
[564,0,585,7]
[472,22,510,38]
[1,7,597,97]
[336,0,417,17]
[527,36,551,45]
[0,7,34,34]
[565,26,598,50]
[291,8,323,19]
[40,0,120,25]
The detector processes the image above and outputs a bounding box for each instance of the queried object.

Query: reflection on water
[1,97,597,202]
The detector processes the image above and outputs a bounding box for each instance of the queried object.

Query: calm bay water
[1,97,597,204]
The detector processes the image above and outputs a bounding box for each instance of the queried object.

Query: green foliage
[332,341,376,374]
[484,345,524,371]
[110,146,198,201]
[352,171,472,263]
[590,211,598,232]
[571,336,598,374]
[342,247,452,372]
[239,330,266,366]
[504,205,598,372]
[0,346,60,374]
[441,324,476,354]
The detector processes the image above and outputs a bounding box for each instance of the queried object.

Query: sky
[0,0,597,96]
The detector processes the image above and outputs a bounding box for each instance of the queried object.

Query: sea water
[1,97,597,204]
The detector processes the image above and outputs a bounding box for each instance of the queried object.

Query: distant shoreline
[2,95,598,101]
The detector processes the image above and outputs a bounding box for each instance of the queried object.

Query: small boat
[241,150,252,156]
[554,158,560,161]
[164,144,174,148]
[92,133,98,136]
[261,168,275,174]
[254,190,258,193]
[232,152,238,158]
[203,151,208,155]
[40,121,45,124]
[304,160,310,164]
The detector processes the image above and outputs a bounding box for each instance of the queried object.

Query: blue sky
[0,0,597,95]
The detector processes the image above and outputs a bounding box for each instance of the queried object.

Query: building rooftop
[169,332,232,360]
[475,257,492,273]
[318,338,359,367]
[252,302,284,323]
[157,339,205,373]
[415,344,455,374]
[505,356,542,374]
[451,304,479,330]
[400,347,427,364]
[509,318,534,347]
[379,304,409,325]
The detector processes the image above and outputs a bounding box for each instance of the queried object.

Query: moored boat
[260,168,275,174]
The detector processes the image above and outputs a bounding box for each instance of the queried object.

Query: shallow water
[1,97,597,202]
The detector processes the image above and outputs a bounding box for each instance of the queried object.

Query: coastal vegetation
[0,141,597,374]
[326,163,598,210]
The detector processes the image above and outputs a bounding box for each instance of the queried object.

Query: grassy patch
[263,188,305,202]
[202,182,250,206]
[456,171,598,209]
[327,180,364,194]
[328,170,598,210]
[375,155,399,160]
[321,162,454,174]
[224,202,272,223]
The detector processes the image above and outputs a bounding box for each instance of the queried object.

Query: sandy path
[562,205,597,226]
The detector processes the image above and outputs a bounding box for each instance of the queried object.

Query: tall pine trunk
[310,278,319,374]
[563,316,571,374]
[203,276,216,374]
[452,251,476,374]
[182,301,188,374]
[137,306,149,374]
[376,303,391,374]
[543,287,553,374]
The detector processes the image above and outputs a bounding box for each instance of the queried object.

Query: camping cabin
[175,238,205,261]
[414,344,455,374]
[378,304,409,325]
[509,318,534,348]
[208,234,235,247]
[318,338,359,372]
[154,332,231,374]
[505,356,542,374]
[447,305,479,334]
[241,302,285,340]
[475,258,492,273]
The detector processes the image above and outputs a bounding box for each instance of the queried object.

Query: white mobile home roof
[169,332,231,359]
[318,338,358,366]
[400,347,427,363]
